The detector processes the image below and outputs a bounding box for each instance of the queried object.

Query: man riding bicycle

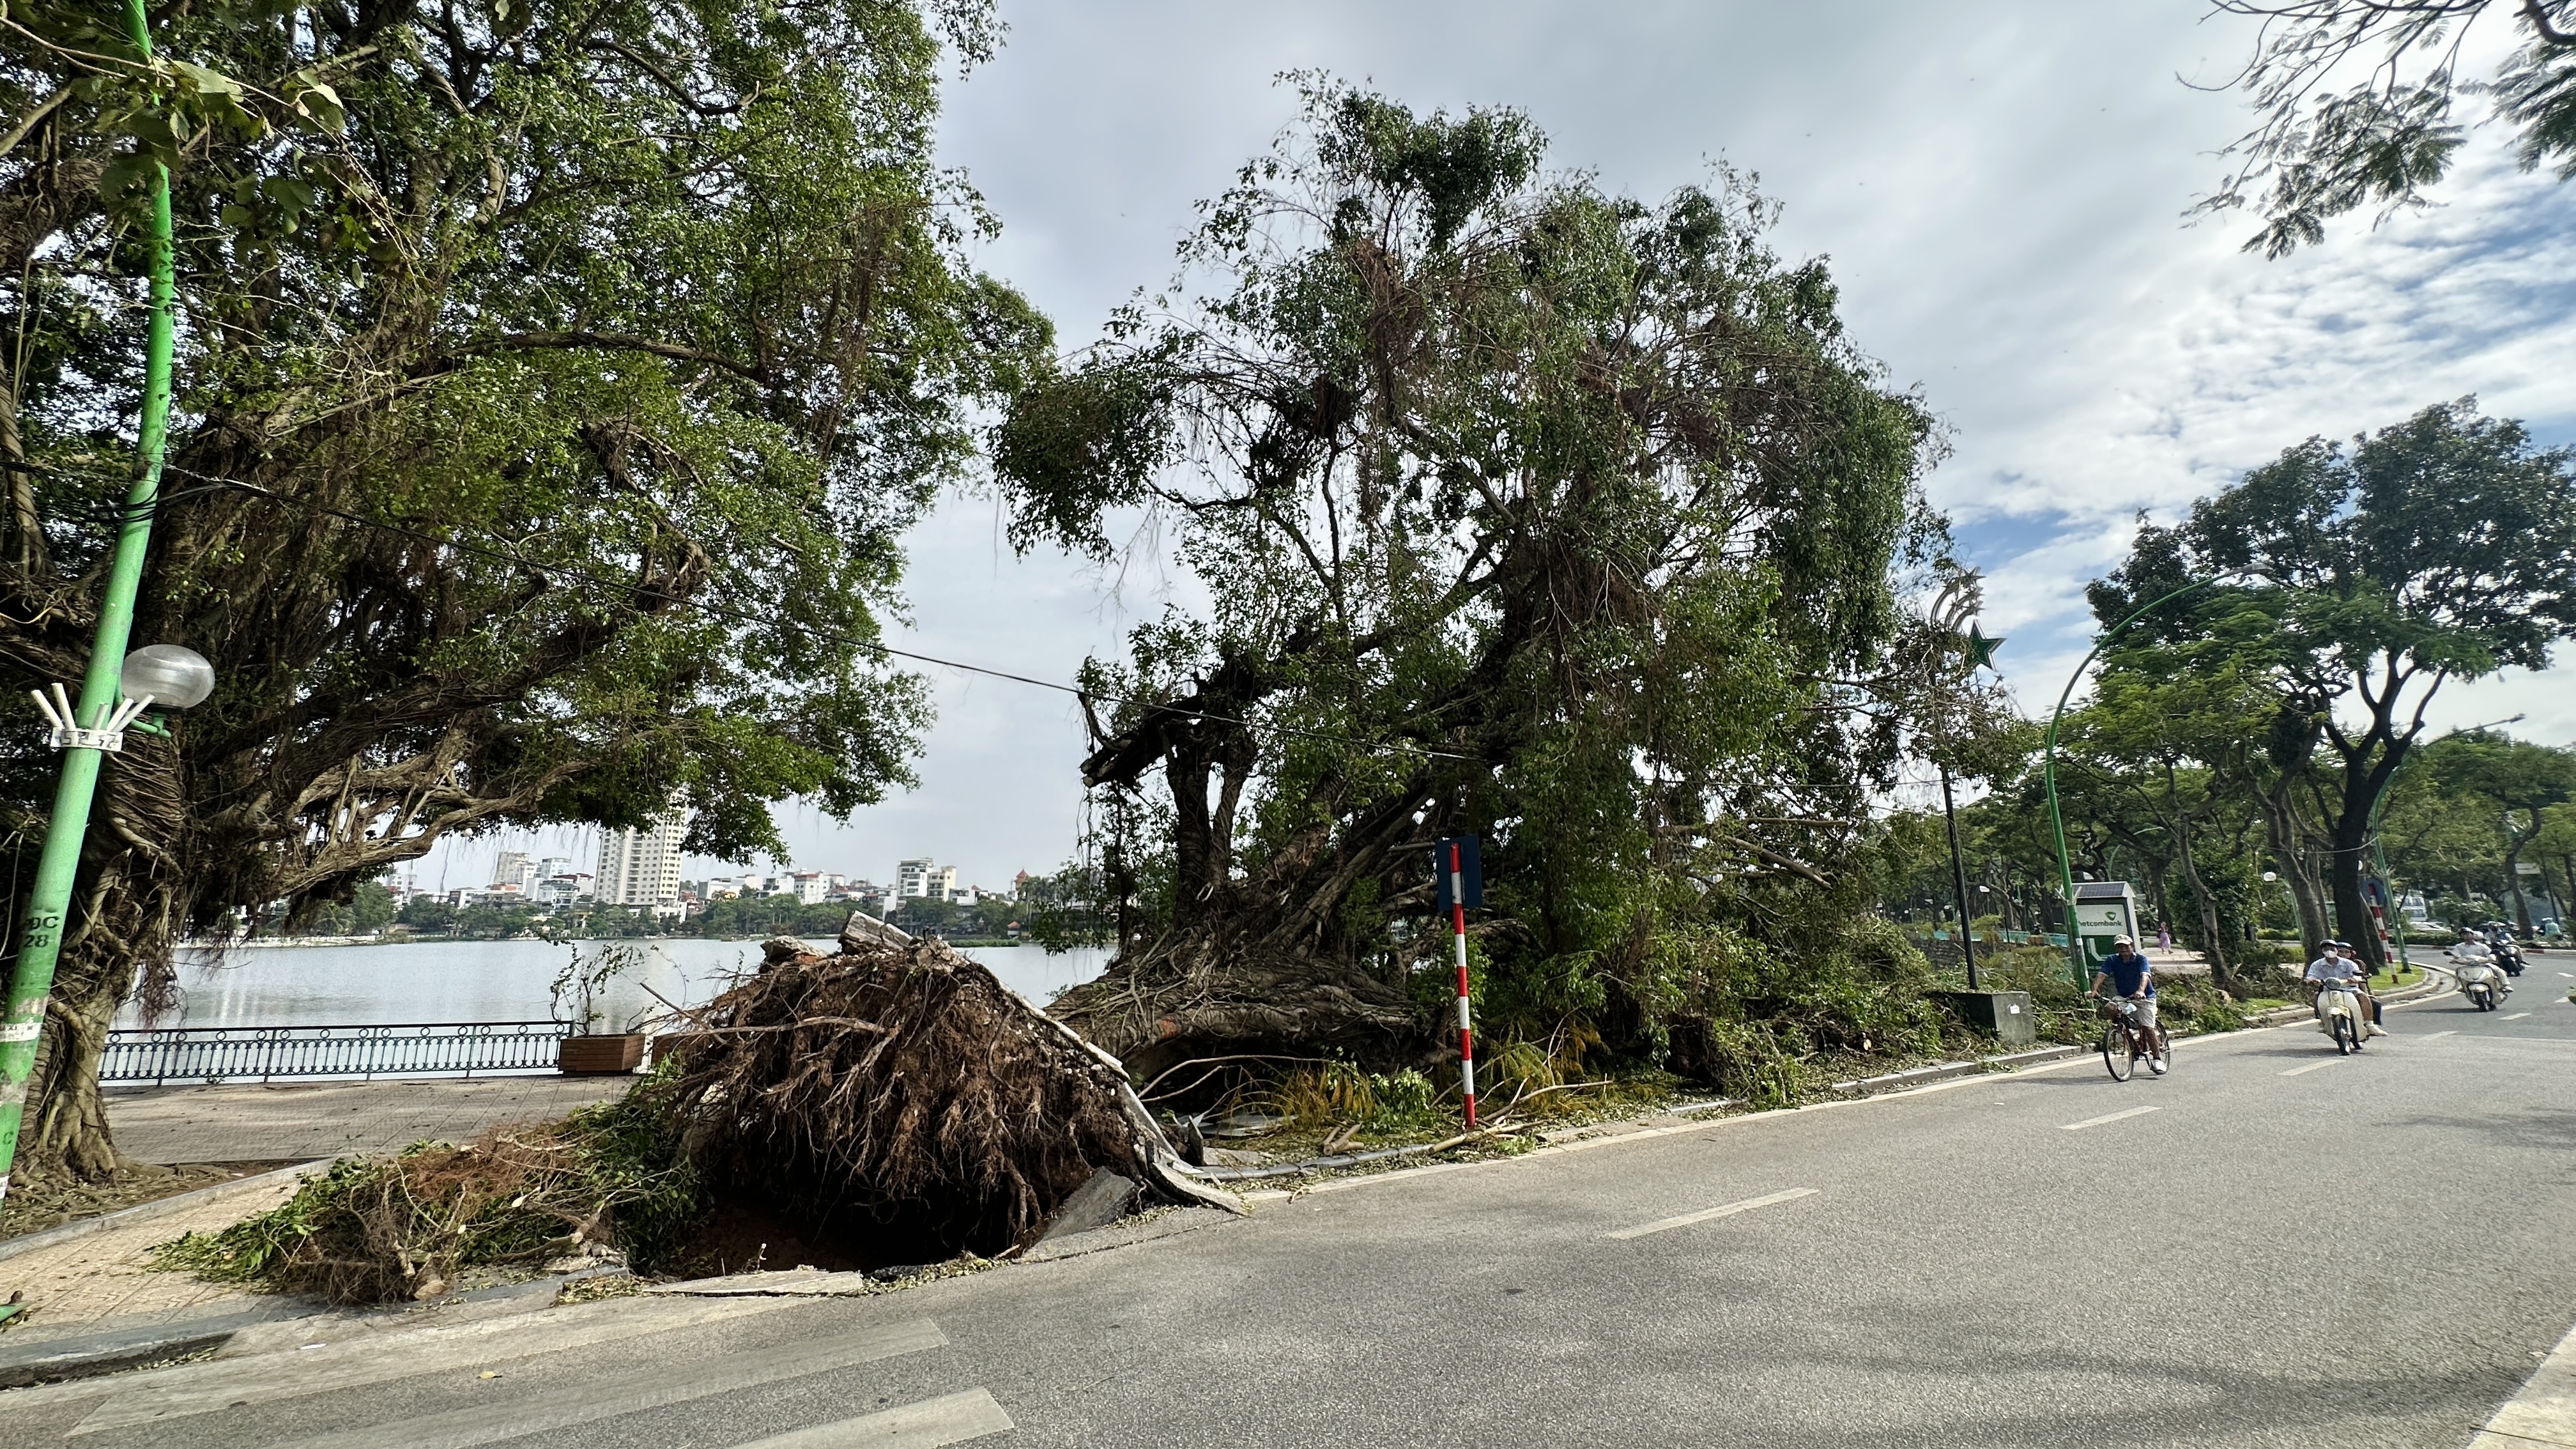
[2091,935,2166,1075]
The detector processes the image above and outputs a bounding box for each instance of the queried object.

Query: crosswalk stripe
[1606,1187,1818,1240]
[736,1388,1015,1447]
[256,1318,949,1449]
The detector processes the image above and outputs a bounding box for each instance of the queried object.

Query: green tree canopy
[0,0,1045,1177]
[2092,399,2576,966]
[993,82,1952,1085]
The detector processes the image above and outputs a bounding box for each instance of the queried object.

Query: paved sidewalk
[0,1171,307,1337]
[105,1076,632,1165]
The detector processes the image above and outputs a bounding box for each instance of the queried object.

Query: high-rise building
[492,851,535,891]
[597,811,686,907]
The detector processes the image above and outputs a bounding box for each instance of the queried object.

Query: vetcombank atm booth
[2072,881,2142,970]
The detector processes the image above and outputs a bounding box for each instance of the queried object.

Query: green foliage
[155,1071,697,1300]
[1009,81,1954,1078]
[0,0,1052,1094]
[2089,399,2576,967]
[2198,2,2576,257]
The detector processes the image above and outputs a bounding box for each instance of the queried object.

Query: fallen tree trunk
[1048,929,1426,1084]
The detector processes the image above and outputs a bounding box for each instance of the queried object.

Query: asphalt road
[15,976,2576,1448]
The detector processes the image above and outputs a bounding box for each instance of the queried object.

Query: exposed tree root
[664,928,1234,1255]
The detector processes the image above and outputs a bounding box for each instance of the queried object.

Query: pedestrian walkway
[0,1169,307,1337]
[107,1075,632,1165]
[1,1292,1018,1448]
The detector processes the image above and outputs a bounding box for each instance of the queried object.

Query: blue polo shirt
[2101,950,2154,998]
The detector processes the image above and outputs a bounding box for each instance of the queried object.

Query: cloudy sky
[425,1,2576,896]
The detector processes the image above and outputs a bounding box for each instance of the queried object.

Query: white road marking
[2506,1012,2533,1021]
[739,1389,1016,1447]
[252,1319,949,1449]
[2557,972,2572,978]
[2423,1030,2458,1040]
[2281,1060,2342,1077]
[2060,1105,2161,1131]
[1607,1187,1819,1240]
[2471,1313,2576,1448]
[66,1294,817,1434]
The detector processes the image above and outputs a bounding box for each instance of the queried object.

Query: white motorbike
[2455,958,2506,1012]
[2315,980,2369,1054]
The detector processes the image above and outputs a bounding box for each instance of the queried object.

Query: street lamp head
[120,644,215,709]
[2262,871,2278,883]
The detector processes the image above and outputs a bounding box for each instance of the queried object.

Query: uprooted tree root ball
[155,926,1231,1305]
[664,931,1216,1254]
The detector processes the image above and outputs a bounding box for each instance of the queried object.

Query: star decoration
[1963,622,2004,671]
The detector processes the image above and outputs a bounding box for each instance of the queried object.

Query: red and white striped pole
[1450,841,1477,1130]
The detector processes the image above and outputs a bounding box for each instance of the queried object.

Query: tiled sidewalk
[106,1076,633,1165]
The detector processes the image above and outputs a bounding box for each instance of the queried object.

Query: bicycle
[2097,997,2168,1082]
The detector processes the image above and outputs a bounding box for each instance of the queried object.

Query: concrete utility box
[1935,990,2035,1048]
[2072,881,2142,972]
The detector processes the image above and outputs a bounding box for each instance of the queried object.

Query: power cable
[49,459,1485,765]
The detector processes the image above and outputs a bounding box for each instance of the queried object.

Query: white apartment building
[791,871,829,904]
[897,858,957,902]
[597,810,686,908]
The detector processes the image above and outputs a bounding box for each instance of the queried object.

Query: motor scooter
[2493,937,2526,977]
[2315,980,2368,1054]
[2457,958,2504,1011]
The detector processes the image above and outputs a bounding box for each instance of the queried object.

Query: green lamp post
[2041,578,2230,991]
[0,0,191,1202]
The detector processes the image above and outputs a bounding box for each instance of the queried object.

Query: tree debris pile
[153,929,1230,1305]
[663,930,1222,1259]
[153,1082,694,1304]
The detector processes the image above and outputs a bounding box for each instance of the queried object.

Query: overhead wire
[35,457,1484,765]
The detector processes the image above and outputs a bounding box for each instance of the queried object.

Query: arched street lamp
[2042,577,2235,988]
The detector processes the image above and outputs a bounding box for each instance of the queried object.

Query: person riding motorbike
[2304,942,2382,1039]
[2449,929,2509,995]
[2487,926,2527,977]
[2336,939,2389,1036]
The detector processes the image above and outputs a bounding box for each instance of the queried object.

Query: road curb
[0,1157,334,1264]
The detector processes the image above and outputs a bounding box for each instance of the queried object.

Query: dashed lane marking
[2061,1105,2161,1131]
[1607,1187,1820,1240]
[2505,1012,2533,1020]
[2423,1030,2458,1039]
[737,1389,1016,1448]
[2281,1060,2342,1077]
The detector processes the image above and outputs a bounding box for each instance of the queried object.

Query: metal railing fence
[101,1020,575,1085]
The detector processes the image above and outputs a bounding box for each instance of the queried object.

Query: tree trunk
[2327,811,2381,972]
[2163,764,2239,995]
[15,736,190,1183]
[2253,775,2331,957]
[2505,846,2535,938]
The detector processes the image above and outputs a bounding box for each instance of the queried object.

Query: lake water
[111,939,1114,1032]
